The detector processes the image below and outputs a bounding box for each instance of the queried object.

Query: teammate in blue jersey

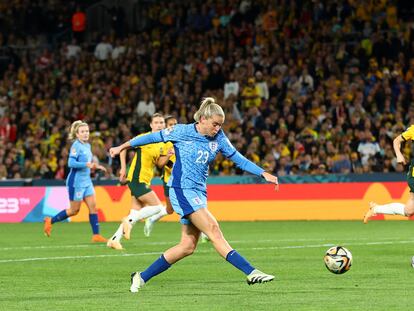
[110,97,279,292]
[44,120,108,243]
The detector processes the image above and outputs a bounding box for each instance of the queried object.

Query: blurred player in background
[43,120,107,242]
[364,125,414,223]
[110,97,279,292]
[106,113,165,250]
[143,115,177,236]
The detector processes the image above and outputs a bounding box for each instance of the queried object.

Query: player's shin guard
[140,254,171,283]
[226,250,255,275]
[89,213,100,234]
[143,206,168,237]
[147,206,168,223]
[51,209,69,224]
[374,203,405,216]
[109,223,124,242]
[126,205,163,225]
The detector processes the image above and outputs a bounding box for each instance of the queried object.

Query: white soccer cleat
[411,256,414,269]
[130,272,145,293]
[143,218,154,237]
[122,218,132,240]
[200,233,210,243]
[246,269,275,285]
[107,239,124,250]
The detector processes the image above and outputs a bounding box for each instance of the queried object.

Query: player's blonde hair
[68,120,88,141]
[194,97,225,122]
[151,112,164,121]
[164,115,176,123]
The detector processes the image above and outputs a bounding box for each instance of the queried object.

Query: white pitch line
[251,240,414,250]
[1,240,414,264]
[0,244,101,251]
[0,251,165,263]
[0,237,397,251]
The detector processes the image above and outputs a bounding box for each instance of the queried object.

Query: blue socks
[51,210,69,224]
[89,213,100,234]
[141,254,171,283]
[51,211,100,235]
[226,250,255,275]
[139,251,253,284]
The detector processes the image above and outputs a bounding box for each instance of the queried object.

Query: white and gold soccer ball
[323,246,353,274]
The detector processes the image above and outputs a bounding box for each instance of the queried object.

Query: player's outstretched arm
[86,162,107,172]
[393,135,407,165]
[228,151,279,191]
[157,148,174,169]
[109,141,131,158]
[110,132,164,158]
[95,164,107,172]
[118,149,128,183]
[262,172,279,191]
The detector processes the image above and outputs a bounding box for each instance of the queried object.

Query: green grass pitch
[0,221,413,310]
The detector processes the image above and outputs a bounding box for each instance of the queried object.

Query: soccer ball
[323,246,353,274]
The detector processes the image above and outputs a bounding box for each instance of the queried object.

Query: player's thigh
[405,193,414,215]
[165,196,173,214]
[81,185,96,209]
[69,200,82,214]
[130,195,144,210]
[189,209,232,257]
[164,223,200,262]
[164,184,173,214]
[137,190,162,206]
[180,223,201,248]
[189,208,221,237]
[68,186,87,214]
[407,173,414,193]
[84,194,97,210]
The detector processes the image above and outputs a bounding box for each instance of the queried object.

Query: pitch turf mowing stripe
[2,239,414,264]
[0,236,405,251]
[1,236,406,251]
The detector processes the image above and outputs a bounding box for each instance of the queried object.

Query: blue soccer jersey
[129,123,265,191]
[66,139,93,188]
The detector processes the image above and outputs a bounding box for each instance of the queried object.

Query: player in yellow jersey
[107,113,166,250]
[364,125,414,224]
[143,115,177,236]
[143,115,210,243]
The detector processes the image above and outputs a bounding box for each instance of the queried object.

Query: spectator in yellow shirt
[241,77,262,108]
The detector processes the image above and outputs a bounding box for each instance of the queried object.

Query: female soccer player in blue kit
[44,120,107,242]
[110,98,279,292]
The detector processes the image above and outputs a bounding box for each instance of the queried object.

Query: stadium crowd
[0,0,413,180]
